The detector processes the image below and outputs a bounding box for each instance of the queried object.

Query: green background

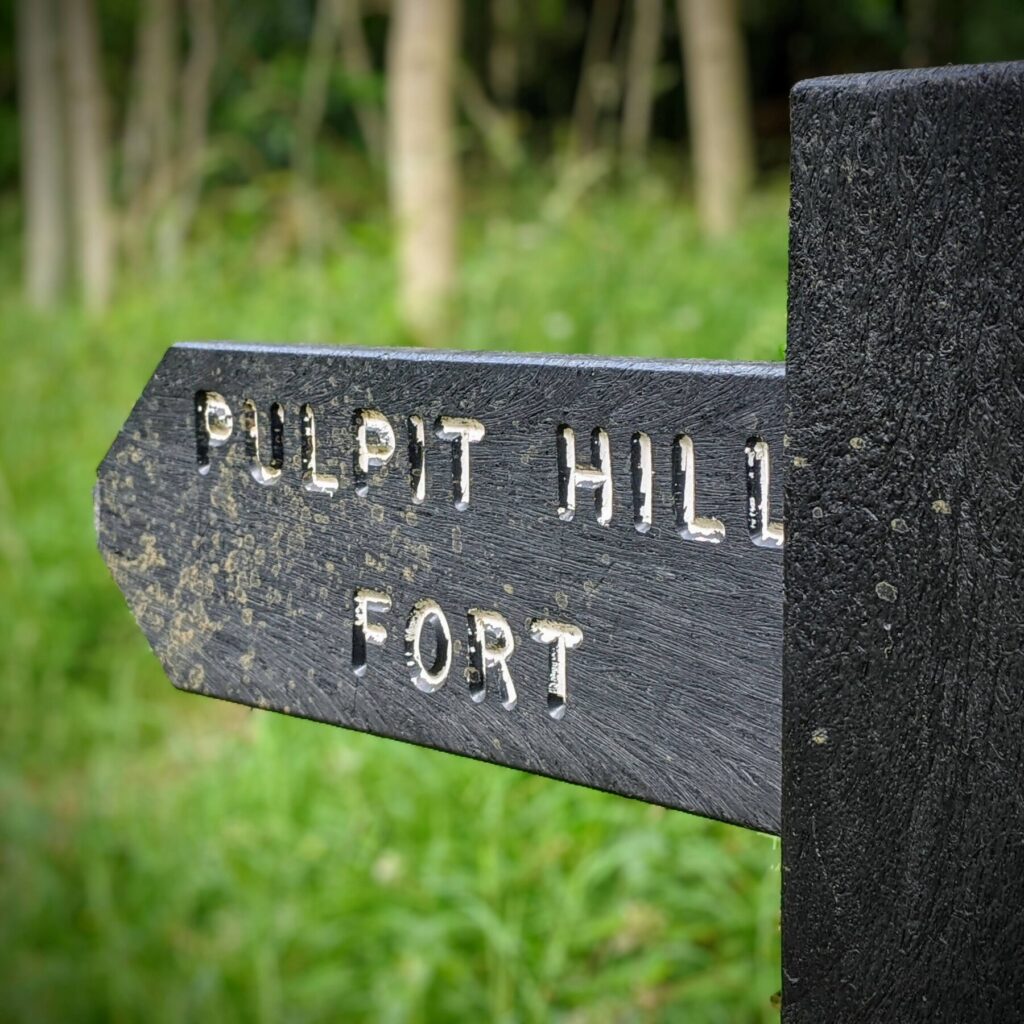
[1,182,785,1022]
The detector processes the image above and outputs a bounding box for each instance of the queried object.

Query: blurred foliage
[3,0,1020,1018]
[4,0,1024,192]
[0,177,785,1022]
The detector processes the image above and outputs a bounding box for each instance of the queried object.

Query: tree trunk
[388,0,459,343]
[16,0,66,308]
[677,0,754,238]
[121,0,176,204]
[488,0,518,108]
[293,0,343,254]
[62,0,114,310]
[338,0,385,165]
[621,0,662,167]
[571,0,621,157]
[158,0,215,272]
[121,0,178,264]
[295,0,341,187]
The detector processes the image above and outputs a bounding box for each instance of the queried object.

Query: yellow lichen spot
[125,533,167,573]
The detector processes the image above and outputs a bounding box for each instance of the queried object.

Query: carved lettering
[530,618,584,720]
[405,599,452,692]
[354,409,396,495]
[195,391,233,474]
[557,424,613,525]
[407,414,427,504]
[466,608,517,710]
[435,417,485,511]
[631,431,654,533]
[353,588,391,677]
[241,399,284,486]
[745,437,784,549]
[672,435,725,544]
[301,403,339,495]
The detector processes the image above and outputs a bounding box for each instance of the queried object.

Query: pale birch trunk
[63,0,114,310]
[621,0,663,167]
[17,0,66,308]
[677,0,754,238]
[388,0,459,343]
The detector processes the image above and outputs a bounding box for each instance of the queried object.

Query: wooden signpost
[95,346,784,833]
[96,62,1024,1021]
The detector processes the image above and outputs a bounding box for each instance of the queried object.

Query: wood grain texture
[784,62,1024,1021]
[96,343,784,833]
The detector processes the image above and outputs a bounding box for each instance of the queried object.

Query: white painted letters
[407,415,427,504]
[672,435,725,543]
[630,431,653,533]
[745,437,784,549]
[530,618,583,720]
[354,409,396,495]
[405,599,453,692]
[195,391,233,474]
[353,588,391,677]
[466,609,517,710]
[558,425,613,525]
[241,399,284,486]
[435,417,485,511]
[300,403,339,495]
[196,393,785,559]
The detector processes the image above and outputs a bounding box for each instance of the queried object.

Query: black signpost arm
[783,62,1024,1021]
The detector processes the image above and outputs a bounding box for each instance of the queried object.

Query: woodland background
[2,2,1022,1021]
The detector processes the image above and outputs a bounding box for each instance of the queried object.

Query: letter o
[405,599,452,693]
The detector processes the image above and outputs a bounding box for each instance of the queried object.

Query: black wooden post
[784,62,1024,1021]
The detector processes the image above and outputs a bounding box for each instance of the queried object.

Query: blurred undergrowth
[0,175,786,1023]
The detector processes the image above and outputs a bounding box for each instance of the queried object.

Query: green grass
[0,179,787,1023]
